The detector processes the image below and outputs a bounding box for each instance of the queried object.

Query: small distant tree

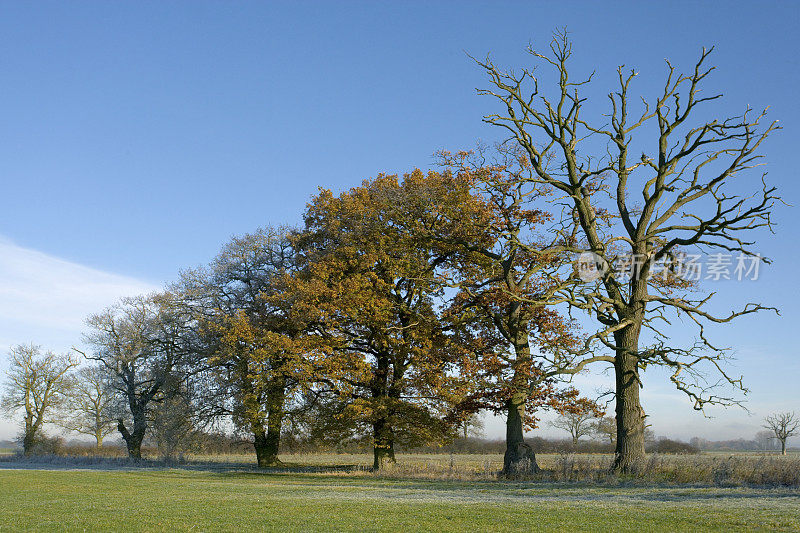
[550,400,603,445]
[593,416,616,444]
[754,430,776,451]
[461,413,485,440]
[763,412,799,455]
[59,365,116,448]
[0,344,78,454]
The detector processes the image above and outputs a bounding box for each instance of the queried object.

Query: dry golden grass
[181,451,800,486]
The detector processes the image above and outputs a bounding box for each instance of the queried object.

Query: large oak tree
[292,175,463,469]
[396,155,601,473]
[177,227,308,467]
[475,31,779,470]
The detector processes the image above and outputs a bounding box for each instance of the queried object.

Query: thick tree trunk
[502,392,539,475]
[260,381,286,466]
[251,423,282,467]
[370,353,397,471]
[118,387,150,460]
[251,410,278,468]
[22,428,36,456]
[372,418,396,470]
[118,417,146,460]
[261,427,281,466]
[501,330,539,476]
[253,431,272,468]
[781,440,787,455]
[612,324,646,472]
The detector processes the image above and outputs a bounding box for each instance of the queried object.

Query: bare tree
[754,430,776,452]
[79,293,197,459]
[593,416,616,444]
[474,30,779,471]
[461,412,485,440]
[59,365,116,448]
[550,409,598,445]
[0,344,78,454]
[149,376,196,460]
[763,412,798,455]
[644,426,656,445]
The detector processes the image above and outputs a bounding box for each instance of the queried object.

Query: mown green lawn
[1,469,799,532]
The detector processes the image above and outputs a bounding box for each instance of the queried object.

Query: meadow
[2,452,800,532]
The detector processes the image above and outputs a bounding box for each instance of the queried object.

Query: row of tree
[554,410,798,455]
[1,33,780,473]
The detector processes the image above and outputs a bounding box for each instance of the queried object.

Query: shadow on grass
[3,454,800,496]
[0,453,365,475]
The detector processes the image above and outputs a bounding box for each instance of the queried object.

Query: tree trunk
[370,353,396,471]
[372,418,396,470]
[252,422,281,467]
[22,413,44,455]
[95,412,104,449]
[22,428,36,456]
[781,439,787,455]
[253,431,271,468]
[612,324,646,472]
[261,381,286,466]
[501,329,539,476]
[502,392,539,475]
[118,417,146,460]
[262,430,280,466]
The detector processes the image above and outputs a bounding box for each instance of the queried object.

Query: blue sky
[1,1,798,443]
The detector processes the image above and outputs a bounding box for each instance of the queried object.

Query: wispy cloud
[0,236,158,354]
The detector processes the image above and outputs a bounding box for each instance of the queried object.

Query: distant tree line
[690,433,780,452]
[1,32,781,474]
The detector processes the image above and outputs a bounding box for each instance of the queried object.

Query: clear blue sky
[1,1,798,442]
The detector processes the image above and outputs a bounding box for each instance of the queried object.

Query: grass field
[1,469,800,532]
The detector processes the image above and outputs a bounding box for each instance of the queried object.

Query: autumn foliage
[280,162,601,471]
[71,159,603,470]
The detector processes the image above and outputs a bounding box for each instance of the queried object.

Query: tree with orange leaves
[395,147,603,474]
[290,174,466,470]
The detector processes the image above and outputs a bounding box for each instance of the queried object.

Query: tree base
[502,442,540,477]
[256,457,283,468]
[611,451,646,474]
